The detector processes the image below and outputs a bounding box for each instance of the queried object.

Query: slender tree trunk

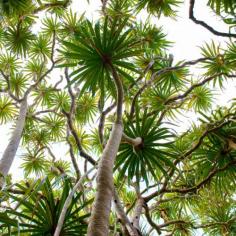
[87,122,123,236]
[54,167,95,236]
[87,63,123,236]
[113,189,139,236]
[0,99,27,188]
[132,198,144,231]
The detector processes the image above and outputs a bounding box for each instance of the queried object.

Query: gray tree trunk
[87,122,123,236]
[0,99,27,188]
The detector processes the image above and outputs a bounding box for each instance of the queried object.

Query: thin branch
[113,189,140,236]
[101,0,109,15]
[0,69,21,102]
[98,102,116,147]
[129,59,155,90]
[165,73,236,105]
[54,167,96,236]
[143,203,161,235]
[159,220,189,228]
[144,115,236,202]
[108,63,124,124]
[189,0,236,38]
[53,75,63,89]
[130,57,212,118]
[193,217,236,229]
[63,111,96,165]
[164,159,236,194]
[23,31,60,101]
[45,146,56,162]
[66,127,81,180]
[63,69,96,166]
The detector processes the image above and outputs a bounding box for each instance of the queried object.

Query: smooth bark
[0,99,27,188]
[122,133,142,147]
[54,167,95,236]
[87,123,123,236]
[113,189,140,236]
[132,198,144,231]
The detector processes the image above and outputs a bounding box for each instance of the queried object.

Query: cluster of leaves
[0,0,236,235]
[0,176,91,235]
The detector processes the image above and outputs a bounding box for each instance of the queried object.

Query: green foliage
[0,96,17,124]
[115,111,175,185]
[42,114,66,141]
[0,1,236,235]
[0,177,91,235]
[136,0,182,18]
[60,17,142,96]
[5,26,35,57]
[200,41,230,87]
[30,35,51,60]
[0,54,20,74]
[208,0,236,14]
[21,148,46,176]
[75,93,97,124]
[187,85,213,112]
[9,73,28,98]
[135,22,171,53]
[0,0,33,16]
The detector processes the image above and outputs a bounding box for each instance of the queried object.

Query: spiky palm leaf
[1,177,91,235]
[136,0,182,18]
[115,111,175,185]
[5,26,35,57]
[0,96,17,124]
[60,17,142,98]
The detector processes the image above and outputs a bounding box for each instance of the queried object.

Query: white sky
[0,0,236,182]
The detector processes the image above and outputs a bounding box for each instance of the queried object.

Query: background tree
[0,0,236,235]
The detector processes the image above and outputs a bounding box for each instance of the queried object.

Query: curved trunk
[0,99,27,188]
[87,122,123,236]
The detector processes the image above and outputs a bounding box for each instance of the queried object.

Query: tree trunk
[0,99,27,188]
[132,198,144,231]
[87,122,123,236]
[54,167,95,236]
[113,189,140,236]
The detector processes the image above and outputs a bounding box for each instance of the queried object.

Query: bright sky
[0,0,236,181]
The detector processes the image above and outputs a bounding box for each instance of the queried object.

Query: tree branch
[143,203,161,235]
[144,115,236,202]
[130,57,212,118]
[122,133,142,147]
[98,102,116,147]
[189,0,236,38]
[113,189,140,236]
[108,63,124,124]
[165,73,236,105]
[66,128,81,180]
[54,166,95,236]
[63,68,96,166]
[164,159,236,194]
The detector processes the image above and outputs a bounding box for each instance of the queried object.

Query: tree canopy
[0,0,236,235]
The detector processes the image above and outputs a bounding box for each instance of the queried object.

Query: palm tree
[0,0,236,236]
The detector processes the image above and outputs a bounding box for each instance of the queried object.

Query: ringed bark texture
[0,99,27,188]
[87,122,123,236]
